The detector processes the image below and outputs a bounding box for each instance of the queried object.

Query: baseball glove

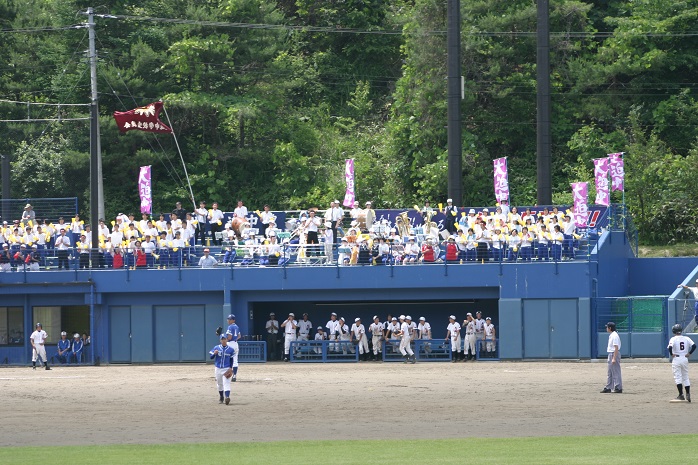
[224,368,233,379]
[215,326,223,336]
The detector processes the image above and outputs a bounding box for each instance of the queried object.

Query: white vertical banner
[138,165,152,214]
[342,158,355,207]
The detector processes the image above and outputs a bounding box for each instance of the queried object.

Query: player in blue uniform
[210,334,235,405]
[56,331,71,364]
[70,333,83,364]
[225,314,240,382]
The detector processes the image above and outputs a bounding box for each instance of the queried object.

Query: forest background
[1,0,698,245]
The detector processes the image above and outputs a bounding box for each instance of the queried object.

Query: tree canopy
[0,0,697,244]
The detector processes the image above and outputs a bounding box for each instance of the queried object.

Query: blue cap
[227,314,235,320]
[220,334,228,340]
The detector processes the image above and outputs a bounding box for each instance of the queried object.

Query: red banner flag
[113,101,172,134]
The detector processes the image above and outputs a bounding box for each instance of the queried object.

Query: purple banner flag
[493,157,510,204]
[138,165,152,214]
[593,158,610,206]
[609,152,624,191]
[571,182,589,228]
[342,159,355,207]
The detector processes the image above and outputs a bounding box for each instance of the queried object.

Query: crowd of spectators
[0,199,586,271]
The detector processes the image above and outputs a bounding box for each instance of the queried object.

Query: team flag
[493,157,510,204]
[571,182,589,228]
[593,158,609,206]
[138,165,152,214]
[343,159,355,207]
[609,152,624,191]
[113,102,172,134]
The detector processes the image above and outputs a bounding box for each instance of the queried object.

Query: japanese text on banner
[609,152,624,192]
[342,159,355,207]
[571,182,588,228]
[593,158,609,206]
[493,157,509,204]
[138,165,152,214]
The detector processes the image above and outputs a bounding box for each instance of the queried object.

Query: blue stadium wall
[0,232,691,364]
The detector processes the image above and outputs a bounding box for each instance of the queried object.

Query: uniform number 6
[680,342,685,351]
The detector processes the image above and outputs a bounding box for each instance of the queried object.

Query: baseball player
[445,315,462,362]
[463,313,476,361]
[29,323,50,370]
[668,324,696,402]
[314,326,326,354]
[70,333,84,364]
[326,312,340,353]
[225,314,240,381]
[351,318,369,361]
[281,313,298,361]
[298,313,313,341]
[56,331,71,364]
[369,316,383,361]
[386,317,401,354]
[209,334,235,405]
[484,317,496,357]
[396,315,416,363]
[406,316,417,342]
[418,317,432,355]
[337,317,352,355]
[474,311,485,356]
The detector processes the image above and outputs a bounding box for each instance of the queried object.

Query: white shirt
[208,208,224,223]
[400,322,411,341]
[475,318,485,334]
[387,322,400,338]
[314,332,326,341]
[447,322,461,339]
[326,319,340,337]
[607,331,621,353]
[266,319,279,334]
[30,330,47,345]
[485,323,495,338]
[298,320,313,335]
[418,322,431,339]
[233,206,248,218]
[369,322,383,337]
[351,323,366,340]
[282,319,298,335]
[668,335,694,356]
[55,234,71,250]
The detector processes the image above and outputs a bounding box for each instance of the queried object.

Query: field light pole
[536,0,552,205]
[1,153,9,221]
[447,0,463,204]
[87,7,103,250]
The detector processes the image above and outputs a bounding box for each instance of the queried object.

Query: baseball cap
[373,315,379,320]
[220,334,227,340]
[447,198,453,202]
[203,248,210,252]
[61,331,67,336]
[339,317,345,321]
[391,317,397,321]
[399,315,405,320]
[449,315,456,320]
[270,312,275,316]
[73,333,80,338]
[419,317,425,321]
[466,312,472,317]
[486,317,491,321]
[227,314,236,320]
[355,318,360,322]
[36,323,42,327]
[331,312,337,317]
[289,313,295,317]
[317,326,323,330]
[405,315,412,320]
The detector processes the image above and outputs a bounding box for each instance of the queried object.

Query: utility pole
[1,153,9,222]
[536,0,552,205]
[447,0,463,204]
[87,7,103,251]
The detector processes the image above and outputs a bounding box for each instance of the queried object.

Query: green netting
[631,298,664,332]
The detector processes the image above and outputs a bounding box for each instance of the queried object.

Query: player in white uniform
[418,317,432,355]
[369,316,383,361]
[326,313,340,353]
[484,317,496,357]
[30,323,51,370]
[280,313,298,362]
[338,317,352,354]
[474,311,486,356]
[396,315,416,363]
[351,318,369,361]
[297,313,313,341]
[225,314,240,381]
[445,315,462,362]
[668,324,696,402]
[314,326,326,354]
[209,334,234,405]
[463,313,476,361]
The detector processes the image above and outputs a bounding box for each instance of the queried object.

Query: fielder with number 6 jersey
[210,334,235,405]
[668,324,696,402]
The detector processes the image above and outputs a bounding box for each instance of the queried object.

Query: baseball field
[1,361,692,464]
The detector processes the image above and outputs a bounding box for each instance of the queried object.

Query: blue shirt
[226,323,240,342]
[72,339,83,354]
[209,344,235,369]
[58,339,71,352]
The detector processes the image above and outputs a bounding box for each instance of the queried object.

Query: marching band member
[364,201,375,233]
[420,237,435,263]
[442,199,458,234]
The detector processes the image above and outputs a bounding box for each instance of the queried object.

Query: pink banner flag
[138,165,152,214]
[342,159,355,207]
[609,152,624,191]
[593,158,609,206]
[493,157,510,204]
[571,182,589,228]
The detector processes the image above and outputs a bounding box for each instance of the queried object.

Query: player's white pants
[672,356,691,386]
[214,367,231,393]
[399,338,414,356]
[230,341,239,368]
[284,334,296,355]
[329,334,338,353]
[450,335,462,353]
[340,334,353,354]
[0,263,11,272]
[464,334,476,355]
[357,338,369,354]
[486,339,496,352]
[372,335,382,355]
[298,334,309,341]
[32,344,47,363]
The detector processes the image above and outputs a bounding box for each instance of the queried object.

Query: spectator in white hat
[443,198,458,234]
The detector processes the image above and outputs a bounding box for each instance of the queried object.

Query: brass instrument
[424,209,437,236]
[395,211,411,238]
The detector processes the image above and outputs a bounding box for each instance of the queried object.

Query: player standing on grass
[210,334,234,405]
[225,314,240,382]
[668,324,696,402]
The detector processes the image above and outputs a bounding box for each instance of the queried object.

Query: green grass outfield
[1,435,688,464]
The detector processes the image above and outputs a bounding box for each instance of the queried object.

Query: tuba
[424,209,437,235]
[395,211,411,238]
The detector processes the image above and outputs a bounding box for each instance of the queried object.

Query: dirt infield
[1,360,692,446]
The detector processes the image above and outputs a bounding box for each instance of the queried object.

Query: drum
[230,217,250,237]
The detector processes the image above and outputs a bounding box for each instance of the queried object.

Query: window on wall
[0,307,24,345]
[32,306,90,344]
